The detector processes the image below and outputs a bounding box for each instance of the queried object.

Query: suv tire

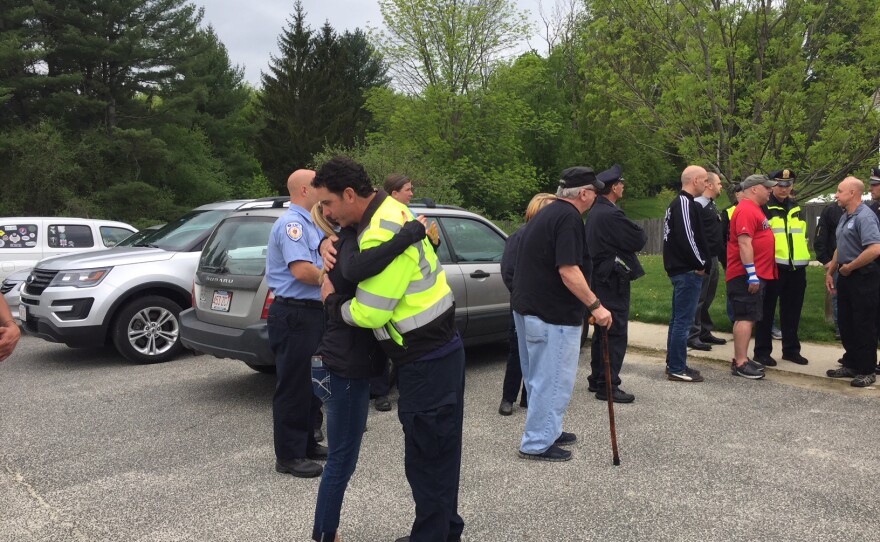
[112,295,184,364]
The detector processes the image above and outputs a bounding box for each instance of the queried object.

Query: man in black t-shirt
[511,166,612,462]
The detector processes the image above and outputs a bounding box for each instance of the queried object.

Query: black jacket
[584,196,646,284]
[814,202,844,264]
[500,225,524,292]
[663,190,710,276]
[319,220,426,377]
[697,197,724,262]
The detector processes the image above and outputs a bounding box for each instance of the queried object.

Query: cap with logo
[768,169,796,187]
[869,167,880,185]
[741,174,778,190]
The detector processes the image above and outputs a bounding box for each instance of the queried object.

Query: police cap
[559,166,604,190]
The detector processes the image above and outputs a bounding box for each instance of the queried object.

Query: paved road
[2,335,878,542]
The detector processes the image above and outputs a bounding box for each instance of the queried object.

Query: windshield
[134,210,230,252]
[200,216,274,276]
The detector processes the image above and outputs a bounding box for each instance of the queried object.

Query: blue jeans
[513,311,581,454]
[311,365,370,542]
[667,272,703,374]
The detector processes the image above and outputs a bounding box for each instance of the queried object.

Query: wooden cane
[589,316,621,466]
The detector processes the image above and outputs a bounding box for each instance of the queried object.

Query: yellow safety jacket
[341,194,455,361]
[765,197,810,268]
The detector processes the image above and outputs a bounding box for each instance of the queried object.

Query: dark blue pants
[268,303,324,461]
[501,316,527,404]
[755,267,806,359]
[397,346,466,542]
[838,266,880,375]
[589,275,630,388]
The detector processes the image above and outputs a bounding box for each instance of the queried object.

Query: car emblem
[26,274,34,284]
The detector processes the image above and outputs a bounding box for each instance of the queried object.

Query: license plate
[211,290,232,312]
[19,304,26,321]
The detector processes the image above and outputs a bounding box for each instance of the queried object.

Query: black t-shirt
[511,199,587,326]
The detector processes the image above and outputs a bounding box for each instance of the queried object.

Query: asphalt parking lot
[2,335,879,542]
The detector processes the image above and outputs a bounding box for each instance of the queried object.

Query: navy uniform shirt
[835,203,880,264]
[266,204,323,300]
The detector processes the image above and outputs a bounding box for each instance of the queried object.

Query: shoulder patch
[286,222,304,241]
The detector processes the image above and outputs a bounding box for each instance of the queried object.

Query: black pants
[268,302,324,460]
[588,275,630,389]
[501,315,527,404]
[369,359,392,397]
[838,266,880,375]
[754,267,806,359]
[397,345,466,542]
[689,257,719,341]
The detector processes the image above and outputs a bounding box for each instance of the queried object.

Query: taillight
[261,290,275,319]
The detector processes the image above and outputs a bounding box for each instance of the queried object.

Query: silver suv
[180,202,510,373]
[19,199,280,364]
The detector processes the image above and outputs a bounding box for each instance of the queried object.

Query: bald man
[662,165,711,382]
[266,169,328,477]
[825,177,880,387]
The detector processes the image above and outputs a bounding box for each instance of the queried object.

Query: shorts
[726,275,765,322]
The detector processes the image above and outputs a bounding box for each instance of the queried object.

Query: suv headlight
[49,267,113,288]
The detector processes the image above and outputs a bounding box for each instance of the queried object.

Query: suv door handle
[470,270,489,279]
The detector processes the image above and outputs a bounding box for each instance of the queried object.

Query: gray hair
[556,185,584,199]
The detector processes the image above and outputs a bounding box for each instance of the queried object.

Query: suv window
[438,217,505,262]
[0,224,37,248]
[200,217,274,276]
[101,226,135,247]
[142,210,230,251]
[48,224,94,248]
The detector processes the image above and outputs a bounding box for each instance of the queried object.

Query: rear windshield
[134,210,230,252]
[199,217,274,277]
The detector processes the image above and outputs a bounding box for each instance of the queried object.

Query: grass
[629,255,838,343]
[620,193,732,220]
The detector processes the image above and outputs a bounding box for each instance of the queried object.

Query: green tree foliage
[582,0,880,197]
[0,0,259,225]
[256,1,388,191]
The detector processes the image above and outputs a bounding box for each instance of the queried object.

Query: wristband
[587,299,601,311]
[744,263,758,284]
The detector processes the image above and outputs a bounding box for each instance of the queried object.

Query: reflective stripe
[373,327,391,341]
[358,219,402,244]
[406,265,441,295]
[341,300,355,327]
[789,228,804,234]
[790,259,810,266]
[771,228,786,233]
[395,291,454,334]
[354,287,400,312]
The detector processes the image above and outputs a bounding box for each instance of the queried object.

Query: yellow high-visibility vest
[765,200,810,267]
[341,196,453,347]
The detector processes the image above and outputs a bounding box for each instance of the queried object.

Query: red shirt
[726,199,777,281]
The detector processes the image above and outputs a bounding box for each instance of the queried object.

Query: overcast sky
[194,0,551,86]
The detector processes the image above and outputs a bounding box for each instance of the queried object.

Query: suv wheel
[112,296,184,364]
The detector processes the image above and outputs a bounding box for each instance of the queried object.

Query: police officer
[754,169,810,366]
[815,192,845,339]
[825,177,880,387]
[266,169,327,478]
[584,164,646,403]
[312,157,465,542]
[870,168,880,219]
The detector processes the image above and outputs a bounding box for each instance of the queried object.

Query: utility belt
[273,296,323,309]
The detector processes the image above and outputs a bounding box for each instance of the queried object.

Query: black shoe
[314,427,324,443]
[518,444,572,462]
[307,444,328,460]
[667,367,705,382]
[827,367,855,378]
[374,395,392,412]
[731,359,765,379]
[754,355,777,367]
[498,401,513,416]
[554,431,577,447]
[275,458,323,478]
[595,387,635,403]
[519,398,528,408]
[852,374,877,387]
[687,340,712,351]
[587,381,600,393]
[782,353,809,365]
[701,334,727,345]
